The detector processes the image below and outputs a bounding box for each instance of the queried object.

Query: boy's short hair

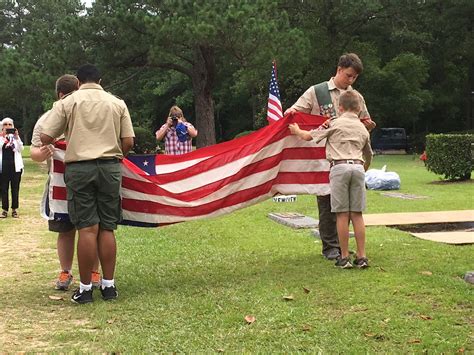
[339,91,361,113]
[76,64,101,83]
[55,74,78,97]
[338,53,363,74]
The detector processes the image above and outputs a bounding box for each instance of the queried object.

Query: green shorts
[48,219,75,233]
[64,159,122,230]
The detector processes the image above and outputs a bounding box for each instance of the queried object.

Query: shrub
[425,133,473,180]
[131,126,158,154]
[234,130,255,139]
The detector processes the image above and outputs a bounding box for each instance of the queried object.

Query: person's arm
[185,122,198,138]
[358,92,376,132]
[362,139,373,171]
[121,137,134,156]
[13,129,24,151]
[155,119,172,141]
[31,145,54,162]
[40,133,55,146]
[284,87,315,115]
[288,123,313,141]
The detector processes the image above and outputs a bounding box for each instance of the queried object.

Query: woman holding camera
[155,105,198,155]
[0,118,24,218]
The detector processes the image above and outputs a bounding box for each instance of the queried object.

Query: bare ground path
[0,166,97,352]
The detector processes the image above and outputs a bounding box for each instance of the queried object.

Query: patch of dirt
[428,179,473,185]
[392,222,474,233]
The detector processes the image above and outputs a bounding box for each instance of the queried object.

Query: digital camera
[6,128,15,134]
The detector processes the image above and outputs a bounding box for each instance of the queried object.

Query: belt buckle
[347,159,354,164]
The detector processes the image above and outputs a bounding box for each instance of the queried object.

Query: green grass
[0,153,472,352]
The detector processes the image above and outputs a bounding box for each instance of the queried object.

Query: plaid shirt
[159,122,195,155]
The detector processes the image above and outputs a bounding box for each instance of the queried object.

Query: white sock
[101,279,114,289]
[80,282,92,292]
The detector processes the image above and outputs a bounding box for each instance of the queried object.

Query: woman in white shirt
[0,118,24,218]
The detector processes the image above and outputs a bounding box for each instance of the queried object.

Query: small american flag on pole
[267,60,283,123]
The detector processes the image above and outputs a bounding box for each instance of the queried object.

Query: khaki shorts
[329,164,366,213]
[64,159,122,230]
[48,219,75,233]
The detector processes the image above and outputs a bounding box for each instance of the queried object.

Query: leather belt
[330,159,364,167]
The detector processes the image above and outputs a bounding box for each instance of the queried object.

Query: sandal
[0,210,7,218]
[12,210,18,218]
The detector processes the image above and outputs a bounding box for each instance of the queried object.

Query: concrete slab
[268,212,319,229]
[364,210,474,226]
[410,231,474,245]
[380,192,428,200]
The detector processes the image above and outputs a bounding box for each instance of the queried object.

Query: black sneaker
[100,285,118,301]
[323,248,341,260]
[335,256,353,269]
[354,257,369,269]
[70,288,93,304]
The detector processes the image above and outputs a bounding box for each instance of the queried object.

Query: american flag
[45,112,330,227]
[267,61,283,123]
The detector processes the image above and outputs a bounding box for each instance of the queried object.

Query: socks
[101,278,115,290]
[79,282,92,293]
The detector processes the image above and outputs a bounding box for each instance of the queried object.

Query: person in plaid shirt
[155,106,198,155]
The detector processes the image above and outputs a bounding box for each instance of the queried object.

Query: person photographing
[155,105,198,155]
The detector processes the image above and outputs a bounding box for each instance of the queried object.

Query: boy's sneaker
[55,271,73,291]
[100,285,118,301]
[354,257,369,269]
[335,256,353,269]
[71,288,93,304]
[91,271,102,289]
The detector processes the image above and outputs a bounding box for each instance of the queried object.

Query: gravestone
[273,195,297,202]
[268,212,319,229]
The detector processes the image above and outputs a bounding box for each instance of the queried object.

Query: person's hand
[166,117,173,127]
[13,128,19,138]
[361,118,376,132]
[37,145,54,161]
[284,107,297,116]
[288,123,300,135]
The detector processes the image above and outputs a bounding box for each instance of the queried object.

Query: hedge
[131,126,158,154]
[425,133,473,180]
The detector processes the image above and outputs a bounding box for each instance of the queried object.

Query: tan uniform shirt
[310,112,373,165]
[290,78,370,119]
[41,83,135,163]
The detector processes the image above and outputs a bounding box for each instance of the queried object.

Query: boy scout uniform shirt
[41,83,135,163]
[309,112,373,166]
[290,77,370,119]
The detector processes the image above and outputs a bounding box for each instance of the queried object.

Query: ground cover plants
[0,151,472,352]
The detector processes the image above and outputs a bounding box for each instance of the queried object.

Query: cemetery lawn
[0,151,472,352]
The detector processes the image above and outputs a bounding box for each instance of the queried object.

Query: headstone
[273,195,297,202]
[464,271,474,285]
[380,192,428,200]
[268,212,319,229]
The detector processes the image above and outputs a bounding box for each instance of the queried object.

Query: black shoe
[100,285,118,301]
[335,256,353,269]
[323,248,341,260]
[71,288,93,304]
[354,257,369,269]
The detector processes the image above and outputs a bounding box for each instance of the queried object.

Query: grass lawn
[0,151,472,352]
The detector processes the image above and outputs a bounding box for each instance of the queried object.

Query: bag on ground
[365,165,400,190]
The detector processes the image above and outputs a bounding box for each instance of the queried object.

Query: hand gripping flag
[46,112,330,227]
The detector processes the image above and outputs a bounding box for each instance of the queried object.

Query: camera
[6,128,15,134]
[170,114,179,122]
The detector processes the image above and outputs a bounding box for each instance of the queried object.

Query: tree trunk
[191,44,216,148]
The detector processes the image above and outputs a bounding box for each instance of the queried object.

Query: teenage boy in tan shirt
[289,91,373,269]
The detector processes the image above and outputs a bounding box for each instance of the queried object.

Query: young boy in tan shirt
[289,90,373,268]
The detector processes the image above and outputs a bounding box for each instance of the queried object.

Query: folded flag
[46,112,330,227]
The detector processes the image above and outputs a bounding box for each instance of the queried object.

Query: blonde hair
[338,91,361,113]
[168,105,187,122]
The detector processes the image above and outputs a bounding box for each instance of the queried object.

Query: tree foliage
[0,0,472,146]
